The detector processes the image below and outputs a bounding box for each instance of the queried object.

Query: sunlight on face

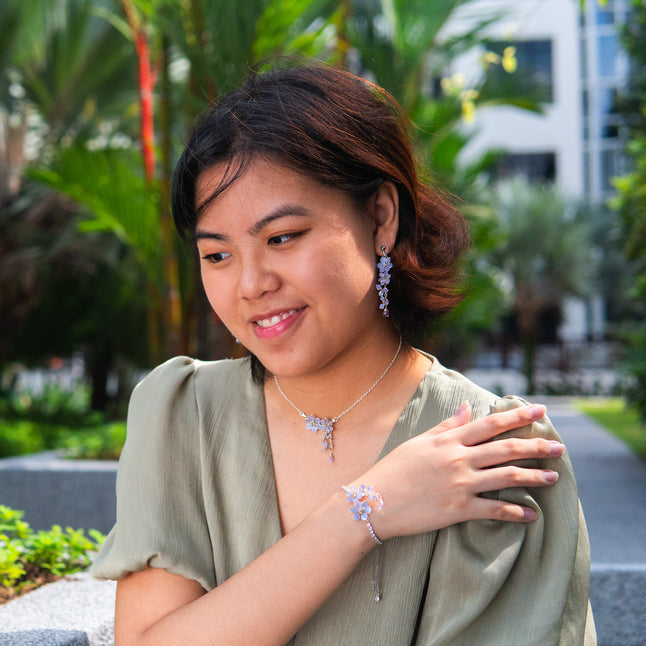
[195,159,387,379]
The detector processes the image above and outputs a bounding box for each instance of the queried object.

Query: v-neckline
[254,357,437,541]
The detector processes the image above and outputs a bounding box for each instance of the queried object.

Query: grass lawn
[573,397,646,458]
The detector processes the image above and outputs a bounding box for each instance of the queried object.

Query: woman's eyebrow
[247,205,311,236]
[195,205,311,242]
[194,230,227,242]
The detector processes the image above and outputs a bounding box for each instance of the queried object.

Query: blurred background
[1,0,645,462]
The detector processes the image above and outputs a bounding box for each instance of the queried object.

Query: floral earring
[376,246,392,317]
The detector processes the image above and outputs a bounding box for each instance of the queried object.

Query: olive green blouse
[90,355,596,645]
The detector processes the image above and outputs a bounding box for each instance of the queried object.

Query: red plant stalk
[134,30,155,181]
[121,0,155,181]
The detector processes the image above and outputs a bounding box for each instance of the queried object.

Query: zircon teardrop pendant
[273,335,403,463]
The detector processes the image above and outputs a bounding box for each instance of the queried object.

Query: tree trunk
[522,336,537,396]
[87,342,114,413]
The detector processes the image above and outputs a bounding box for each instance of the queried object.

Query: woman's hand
[358,402,564,541]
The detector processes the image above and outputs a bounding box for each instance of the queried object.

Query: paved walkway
[540,398,646,645]
[543,397,646,566]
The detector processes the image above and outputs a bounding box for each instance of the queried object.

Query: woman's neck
[268,331,427,422]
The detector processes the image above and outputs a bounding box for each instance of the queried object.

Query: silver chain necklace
[273,335,403,463]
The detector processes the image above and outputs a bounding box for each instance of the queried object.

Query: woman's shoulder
[422,353,495,413]
[132,355,253,399]
[126,355,255,441]
[421,353,540,423]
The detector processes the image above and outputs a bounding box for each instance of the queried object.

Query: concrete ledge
[0,630,90,646]
[0,574,115,646]
[0,452,117,533]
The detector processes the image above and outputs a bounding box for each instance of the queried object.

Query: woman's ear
[372,180,399,254]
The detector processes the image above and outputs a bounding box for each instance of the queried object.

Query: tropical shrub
[0,505,105,605]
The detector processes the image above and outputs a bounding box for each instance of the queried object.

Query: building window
[596,88,621,139]
[494,152,557,183]
[595,7,615,25]
[487,39,553,103]
[597,34,619,78]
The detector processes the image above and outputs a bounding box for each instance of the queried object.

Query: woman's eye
[202,251,231,264]
[268,232,303,246]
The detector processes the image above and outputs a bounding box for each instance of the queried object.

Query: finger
[471,436,565,469]
[472,497,539,523]
[428,400,472,436]
[474,465,559,493]
[458,404,546,446]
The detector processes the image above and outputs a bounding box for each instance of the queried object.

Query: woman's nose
[237,253,280,300]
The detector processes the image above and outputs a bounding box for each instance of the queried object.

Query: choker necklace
[273,335,403,463]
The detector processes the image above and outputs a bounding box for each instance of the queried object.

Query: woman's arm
[116,488,372,646]
[115,403,562,646]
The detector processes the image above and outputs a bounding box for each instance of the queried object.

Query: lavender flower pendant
[305,414,336,462]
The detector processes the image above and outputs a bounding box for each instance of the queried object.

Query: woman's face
[195,158,394,379]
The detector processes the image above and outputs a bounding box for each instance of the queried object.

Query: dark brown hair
[172,64,469,369]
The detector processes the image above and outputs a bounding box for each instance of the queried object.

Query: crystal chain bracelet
[341,484,384,545]
[342,484,385,601]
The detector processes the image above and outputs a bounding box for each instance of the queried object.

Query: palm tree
[0,0,144,408]
[489,178,596,394]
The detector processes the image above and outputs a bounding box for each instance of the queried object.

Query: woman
[91,65,595,645]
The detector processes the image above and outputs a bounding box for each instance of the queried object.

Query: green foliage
[609,0,646,423]
[1,383,92,422]
[0,0,137,144]
[429,204,504,363]
[0,505,104,600]
[619,323,646,425]
[488,178,597,393]
[28,145,162,286]
[1,0,551,398]
[491,179,595,305]
[0,384,126,459]
[253,0,334,61]
[61,421,126,460]
[0,417,126,460]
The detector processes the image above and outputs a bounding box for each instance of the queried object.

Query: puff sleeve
[89,356,216,592]
[414,395,596,645]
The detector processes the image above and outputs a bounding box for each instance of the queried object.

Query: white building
[449,0,631,344]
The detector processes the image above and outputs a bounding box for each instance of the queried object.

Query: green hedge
[0,384,125,460]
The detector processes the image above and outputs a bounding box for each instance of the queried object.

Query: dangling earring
[376,246,392,318]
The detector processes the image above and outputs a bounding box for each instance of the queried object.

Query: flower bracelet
[341,483,384,545]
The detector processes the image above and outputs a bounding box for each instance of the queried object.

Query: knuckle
[452,472,471,491]
[493,504,512,521]
[508,438,524,455]
[450,492,470,513]
[428,434,445,451]
[508,467,525,486]
[496,438,520,460]
[538,438,552,454]
[487,414,508,432]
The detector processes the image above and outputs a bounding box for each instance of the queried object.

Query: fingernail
[543,470,559,483]
[549,441,565,456]
[453,400,471,418]
[523,508,538,522]
[529,404,546,419]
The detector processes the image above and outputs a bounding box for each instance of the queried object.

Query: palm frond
[28,145,162,286]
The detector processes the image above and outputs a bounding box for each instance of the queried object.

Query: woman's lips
[255,309,297,328]
[252,307,304,339]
